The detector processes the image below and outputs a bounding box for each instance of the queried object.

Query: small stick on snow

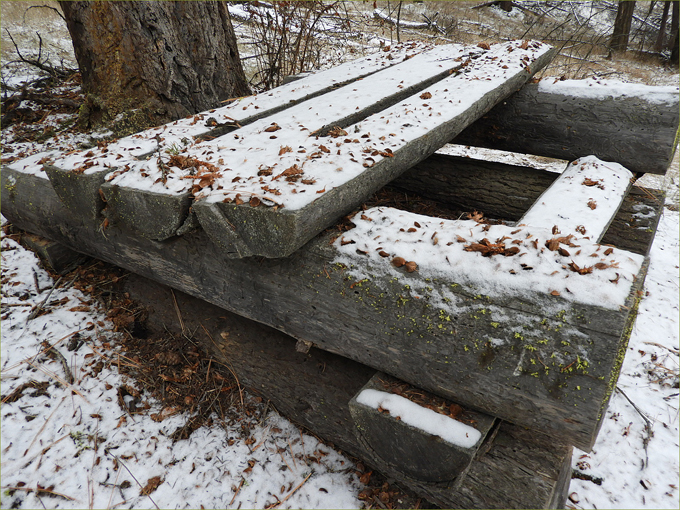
[105,452,160,510]
[1,485,78,502]
[267,472,313,509]
[23,396,66,457]
[616,386,654,468]
[27,275,63,320]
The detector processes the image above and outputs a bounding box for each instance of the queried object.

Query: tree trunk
[654,1,671,52]
[670,0,679,64]
[59,1,251,133]
[609,0,636,52]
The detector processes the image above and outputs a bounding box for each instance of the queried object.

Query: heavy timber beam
[1,165,663,451]
[123,273,573,509]
[452,82,679,175]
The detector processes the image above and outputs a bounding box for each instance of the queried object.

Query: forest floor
[1,2,679,509]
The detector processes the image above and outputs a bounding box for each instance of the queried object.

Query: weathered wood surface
[348,372,496,482]
[391,153,665,256]
[123,273,573,509]
[1,165,655,451]
[38,41,555,255]
[452,81,679,175]
[518,156,633,242]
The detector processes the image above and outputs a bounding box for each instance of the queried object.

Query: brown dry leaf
[587,199,597,210]
[552,225,560,235]
[550,290,561,296]
[340,237,355,246]
[140,476,163,496]
[568,262,593,275]
[604,247,614,256]
[477,41,490,50]
[466,210,484,223]
[520,40,529,50]
[278,145,292,156]
[234,194,244,206]
[456,235,467,243]
[316,187,326,194]
[69,305,90,312]
[594,262,610,270]
[420,92,432,100]
[404,261,417,272]
[610,272,620,284]
[328,126,348,138]
[503,246,520,256]
[378,250,390,258]
[319,145,330,153]
[264,123,281,132]
[301,178,317,185]
[249,196,261,207]
[392,257,406,268]
[558,247,570,257]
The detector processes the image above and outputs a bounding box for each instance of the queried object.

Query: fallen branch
[616,386,654,468]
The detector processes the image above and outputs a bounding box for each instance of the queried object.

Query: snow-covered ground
[2,3,679,508]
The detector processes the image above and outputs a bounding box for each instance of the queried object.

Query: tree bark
[609,0,636,52]
[654,1,671,52]
[59,1,251,132]
[670,0,679,64]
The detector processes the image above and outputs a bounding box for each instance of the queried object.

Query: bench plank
[518,155,633,241]
[453,80,679,175]
[40,40,554,250]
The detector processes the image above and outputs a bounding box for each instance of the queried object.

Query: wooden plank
[518,155,633,242]
[349,371,496,482]
[36,42,433,222]
[391,152,664,256]
[40,40,555,249]
[0,165,650,451]
[452,81,679,175]
[124,273,573,509]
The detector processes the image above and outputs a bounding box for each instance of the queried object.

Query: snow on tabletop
[520,155,633,239]
[539,76,679,105]
[356,389,481,448]
[105,41,473,196]
[18,42,432,180]
[0,233,363,510]
[106,40,552,210]
[334,205,644,310]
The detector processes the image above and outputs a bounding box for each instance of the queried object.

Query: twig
[27,360,90,403]
[23,396,66,457]
[170,289,186,336]
[616,386,654,468]
[229,478,245,506]
[105,451,159,510]
[267,472,313,508]
[28,275,63,320]
[41,339,74,384]
[1,485,77,502]
[200,324,244,409]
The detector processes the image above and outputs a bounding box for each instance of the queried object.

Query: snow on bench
[519,155,633,241]
[35,41,433,220]
[331,155,645,450]
[1,152,652,451]
[348,372,494,483]
[39,40,553,252]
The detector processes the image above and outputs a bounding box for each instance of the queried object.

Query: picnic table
[3,38,678,508]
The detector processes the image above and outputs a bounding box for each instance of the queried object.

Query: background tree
[609,0,636,52]
[59,1,251,133]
